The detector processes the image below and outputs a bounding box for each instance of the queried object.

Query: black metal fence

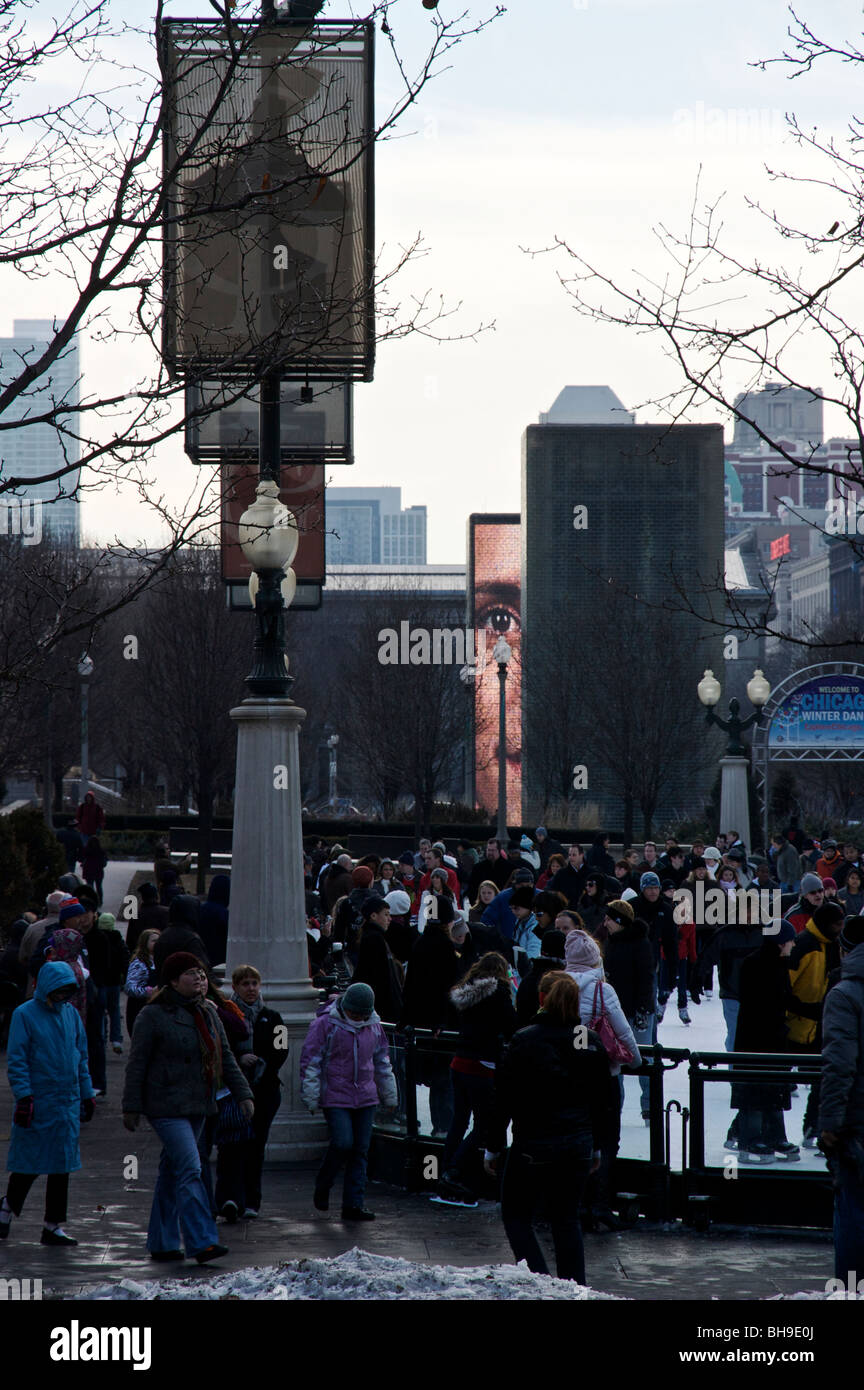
[369,1029,835,1231]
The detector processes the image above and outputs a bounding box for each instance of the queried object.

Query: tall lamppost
[77,653,94,808]
[493,635,511,846]
[697,667,771,852]
[327,733,339,811]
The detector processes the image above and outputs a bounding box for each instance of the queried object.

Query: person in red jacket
[659,880,698,1024]
[74,792,105,839]
[418,847,460,902]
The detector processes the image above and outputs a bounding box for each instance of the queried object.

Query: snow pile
[76,1247,626,1301]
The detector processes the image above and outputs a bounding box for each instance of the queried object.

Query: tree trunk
[623,793,634,850]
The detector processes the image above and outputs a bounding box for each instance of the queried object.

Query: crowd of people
[1,818,864,1287]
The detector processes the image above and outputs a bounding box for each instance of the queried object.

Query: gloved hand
[13,1097,34,1128]
[80,1098,96,1123]
[122,1112,141,1133]
[633,1012,648,1031]
[239,1053,260,1070]
[239,1099,255,1122]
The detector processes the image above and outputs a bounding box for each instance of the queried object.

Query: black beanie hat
[839,916,864,951]
[510,884,536,910]
[540,928,567,960]
[813,902,844,932]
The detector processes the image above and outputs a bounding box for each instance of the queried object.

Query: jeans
[501,1146,591,1283]
[722,997,740,1052]
[833,1152,864,1284]
[147,1115,220,1256]
[738,1107,788,1151]
[216,1083,282,1213]
[318,1105,377,1210]
[100,985,123,1046]
[442,1070,494,1181]
[630,1015,654,1112]
[6,1172,69,1223]
[85,998,107,1091]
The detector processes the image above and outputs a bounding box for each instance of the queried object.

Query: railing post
[688,1053,705,1169]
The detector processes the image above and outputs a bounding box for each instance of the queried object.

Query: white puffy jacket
[566,964,642,1076]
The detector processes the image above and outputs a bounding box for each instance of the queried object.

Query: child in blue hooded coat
[0,960,95,1245]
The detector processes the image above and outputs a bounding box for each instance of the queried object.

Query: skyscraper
[521,390,725,831]
[325,486,426,565]
[0,319,81,544]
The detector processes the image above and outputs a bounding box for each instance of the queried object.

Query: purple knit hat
[564,930,603,971]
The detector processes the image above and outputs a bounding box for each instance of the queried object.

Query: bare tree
[526,8,864,660]
[0,0,499,681]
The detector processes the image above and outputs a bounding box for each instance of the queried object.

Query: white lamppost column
[697,668,771,853]
[226,479,326,1160]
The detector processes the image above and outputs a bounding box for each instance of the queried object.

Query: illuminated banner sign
[468,515,521,822]
[770,533,790,560]
[160,20,374,380]
[769,673,864,748]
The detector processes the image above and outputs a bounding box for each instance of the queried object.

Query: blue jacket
[482,888,517,942]
[6,961,93,1174]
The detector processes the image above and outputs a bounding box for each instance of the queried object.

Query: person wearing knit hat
[564,930,603,972]
[604,899,635,926]
[788,899,846,1147]
[519,834,541,872]
[351,865,374,889]
[300,979,397,1221]
[122,948,253,1264]
[509,884,541,975]
[383,889,418,966]
[95,912,130,1056]
[58,900,86,925]
[639,871,661,891]
[786,873,828,934]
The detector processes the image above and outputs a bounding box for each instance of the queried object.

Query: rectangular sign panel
[160,20,374,380]
[467,515,522,823]
[186,379,352,465]
[221,462,325,584]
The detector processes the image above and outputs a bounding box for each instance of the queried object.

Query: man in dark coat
[535,827,563,872]
[586,834,615,876]
[152,896,211,980]
[351,897,403,1024]
[549,844,588,908]
[401,896,463,1137]
[467,839,512,899]
[126,883,169,952]
[731,921,799,1162]
[55,820,85,875]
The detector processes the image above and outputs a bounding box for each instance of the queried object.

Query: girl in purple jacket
[300,982,397,1222]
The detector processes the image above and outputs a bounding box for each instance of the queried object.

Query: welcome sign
[769,673,864,748]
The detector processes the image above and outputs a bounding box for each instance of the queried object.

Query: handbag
[589,980,634,1066]
[214,1093,254,1146]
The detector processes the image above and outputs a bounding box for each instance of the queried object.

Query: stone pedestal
[227,697,327,1161]
[719,755,752,853]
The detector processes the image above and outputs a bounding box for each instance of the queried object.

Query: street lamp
[77,653,94,807]
[238,478,299,696]
[326,734,339,812]
[493,635,511,846]
[697,667,771,851]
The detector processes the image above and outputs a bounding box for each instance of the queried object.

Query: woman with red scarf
[122,952,253,1265]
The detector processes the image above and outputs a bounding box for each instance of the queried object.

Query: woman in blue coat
[0,961,94,1245]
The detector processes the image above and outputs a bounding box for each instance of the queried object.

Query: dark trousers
[215,1085,281,1213]
[6,1172,69,1223]
[659,958,688,1009]
[86,999,107,1091]
[317,1105,377,1211]
[442,1070,494,1182]
[501,1147,591,1283]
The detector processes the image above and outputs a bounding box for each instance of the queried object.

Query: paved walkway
[0,1049,836,1301]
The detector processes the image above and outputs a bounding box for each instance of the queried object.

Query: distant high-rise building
[521,391,725,830]
[0,319,81,544]
[326,486,426,565]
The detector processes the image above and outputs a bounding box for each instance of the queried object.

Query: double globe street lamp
[697,667,771,852]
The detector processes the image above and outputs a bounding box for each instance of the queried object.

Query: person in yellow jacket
[787,901,844,1146]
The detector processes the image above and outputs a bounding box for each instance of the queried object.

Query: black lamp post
[493,636,511,845]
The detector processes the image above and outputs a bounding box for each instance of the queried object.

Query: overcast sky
[4,0,862,559]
